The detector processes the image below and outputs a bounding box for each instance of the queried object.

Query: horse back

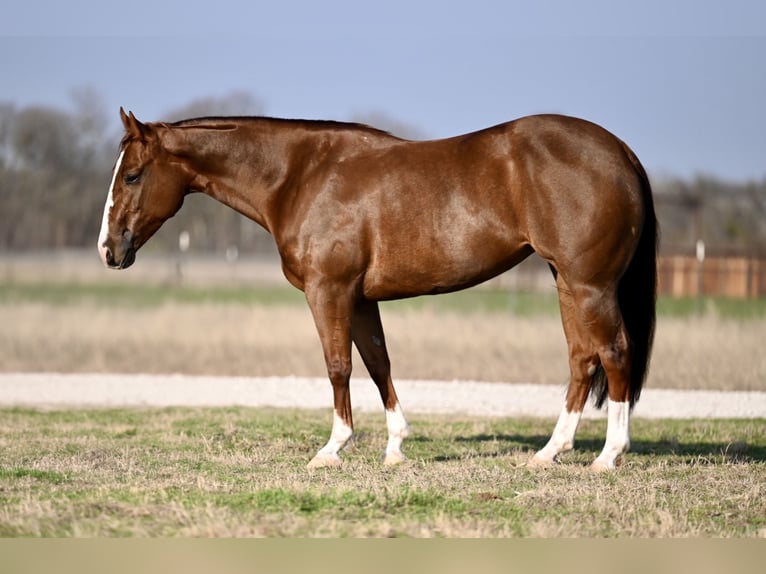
[278,115,647,300]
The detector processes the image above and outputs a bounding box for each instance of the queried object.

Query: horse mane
[117,115,403,154]
[168,116,399,139]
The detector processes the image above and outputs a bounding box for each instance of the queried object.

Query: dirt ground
[2,300,764,392]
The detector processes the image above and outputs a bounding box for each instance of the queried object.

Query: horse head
[97,108,189,269]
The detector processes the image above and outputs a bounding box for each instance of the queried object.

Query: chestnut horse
[99,108,657,470]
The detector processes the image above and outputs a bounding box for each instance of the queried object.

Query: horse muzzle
[100,231,137,270]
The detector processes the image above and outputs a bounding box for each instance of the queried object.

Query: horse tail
[592,143,659,409]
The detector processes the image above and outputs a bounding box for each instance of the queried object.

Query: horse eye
[124,173,141,185]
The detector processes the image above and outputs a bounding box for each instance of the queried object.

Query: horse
[98,108,657,471]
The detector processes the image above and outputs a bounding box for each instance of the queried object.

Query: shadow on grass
[426,433,766,464]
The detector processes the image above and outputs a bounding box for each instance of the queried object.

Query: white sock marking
[593,399,631,469]
[98,150,125,266]
[384,402,410,463]
[532,404,582,464]
[314,410,353,461]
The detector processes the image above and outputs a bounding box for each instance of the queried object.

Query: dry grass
[0,407,763,537]
[1,299,765,391]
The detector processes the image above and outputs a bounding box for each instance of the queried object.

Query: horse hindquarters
[590,157,657,469]
[530,142,657,470]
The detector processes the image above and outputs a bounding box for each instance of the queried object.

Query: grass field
[2,276,765,538]
[0,407,763,537]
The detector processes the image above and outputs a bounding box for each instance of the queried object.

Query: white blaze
[98,150,125,266]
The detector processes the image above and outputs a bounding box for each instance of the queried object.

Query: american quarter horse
[99,108,657,470]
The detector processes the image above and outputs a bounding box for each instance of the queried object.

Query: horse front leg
[305,281,356,469]
[351,299,410,465]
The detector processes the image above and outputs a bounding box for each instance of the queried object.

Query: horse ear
[120,107,149,139]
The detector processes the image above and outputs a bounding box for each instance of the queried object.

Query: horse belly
[362,232,530,300]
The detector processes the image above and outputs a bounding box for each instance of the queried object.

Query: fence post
[695,239,705,311]
[177,230,190,284]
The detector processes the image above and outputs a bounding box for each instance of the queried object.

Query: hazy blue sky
[2,0,765,181]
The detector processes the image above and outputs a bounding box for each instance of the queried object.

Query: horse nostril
[105,247,116,267]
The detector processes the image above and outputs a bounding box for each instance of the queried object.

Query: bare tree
[70,86,109,169]
[11,106,80,172]
[0,102,15,168]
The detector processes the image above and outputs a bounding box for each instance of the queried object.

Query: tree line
[1,89,764,256]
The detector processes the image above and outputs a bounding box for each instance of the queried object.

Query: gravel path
[1,373,764,419]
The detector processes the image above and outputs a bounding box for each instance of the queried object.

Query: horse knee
[326,356,352,384]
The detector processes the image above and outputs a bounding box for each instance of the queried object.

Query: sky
[2,0,765,182]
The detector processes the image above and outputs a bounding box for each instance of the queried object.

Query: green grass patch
[381,289,562,316]
[4,279,765,319]
[656,296,766,319]
[0,407,763,537]
[0,279,561,315]
[0,468,70,484]
[0,281,306,308]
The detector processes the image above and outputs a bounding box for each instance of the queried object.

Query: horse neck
[161,121,288,232]
[164,118,397,234]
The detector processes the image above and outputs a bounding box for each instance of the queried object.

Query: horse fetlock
[385,404,410,439]
[390,422,411,441]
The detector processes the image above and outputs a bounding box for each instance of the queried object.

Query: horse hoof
[591,452,625,472]
[526,455,555,468]
[590,460,615,472]
[383,451,407,466]
[307,454,342,469]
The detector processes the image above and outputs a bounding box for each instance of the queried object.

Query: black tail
[592,145,659,409]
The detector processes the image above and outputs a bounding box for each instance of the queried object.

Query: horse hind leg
[574,284,633,471]
[530,273,600,467]
[352,299,410,465]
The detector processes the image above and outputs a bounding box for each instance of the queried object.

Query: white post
[177,230,190,283]
[695,238,705,311]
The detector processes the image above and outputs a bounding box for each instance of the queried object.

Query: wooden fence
[658,255,766,298]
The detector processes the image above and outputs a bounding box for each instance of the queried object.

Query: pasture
[1,259,765,537]
[1,407,764,537]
